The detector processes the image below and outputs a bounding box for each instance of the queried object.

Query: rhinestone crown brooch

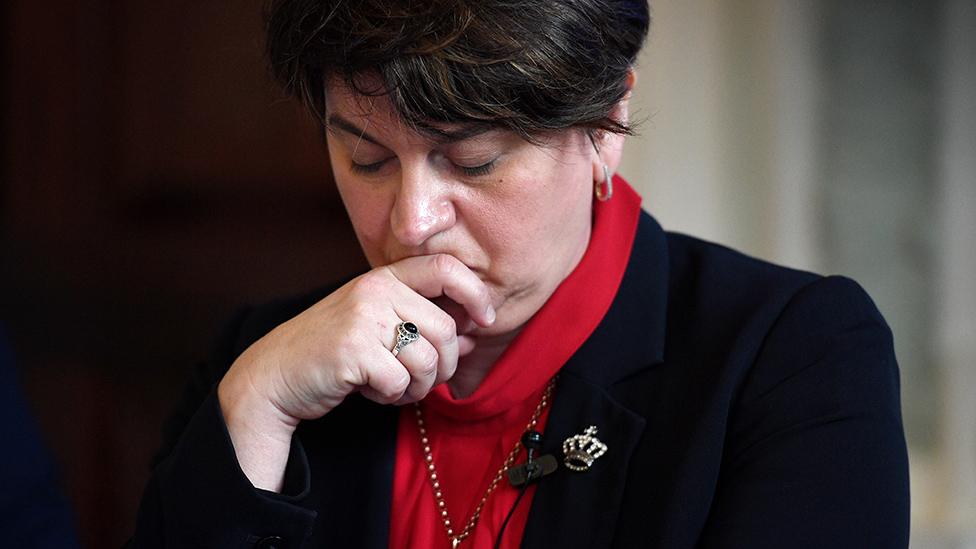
[562,426,608,472]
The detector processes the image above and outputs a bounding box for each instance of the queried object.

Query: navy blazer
[131,212,910,548]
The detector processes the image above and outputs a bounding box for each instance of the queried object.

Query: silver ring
[391,321,420,357]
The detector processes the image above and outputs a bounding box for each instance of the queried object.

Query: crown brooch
[562,426,608,472]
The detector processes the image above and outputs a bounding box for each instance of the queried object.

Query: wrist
[218,370,297,492]
[218,369,298,444]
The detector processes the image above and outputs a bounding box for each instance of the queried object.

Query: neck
[446,329,521,399]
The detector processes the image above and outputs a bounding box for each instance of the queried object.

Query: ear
[592,69,638,182]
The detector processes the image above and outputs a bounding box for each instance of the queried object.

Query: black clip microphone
[495,431,559,549]
[507,430,559,488]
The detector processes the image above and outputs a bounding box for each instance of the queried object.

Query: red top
[389,177,642,549]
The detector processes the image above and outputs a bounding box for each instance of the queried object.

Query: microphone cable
[492,484,531,549]
[492,430,544,549]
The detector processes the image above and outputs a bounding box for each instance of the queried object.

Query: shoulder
[621,218,908,545]
[664,228,821,316]
[652,235,909,545]
[649,223,900,428]
[660,226,888,352]
[631,217,897,406]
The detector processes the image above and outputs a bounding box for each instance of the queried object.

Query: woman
[131,1,910,548]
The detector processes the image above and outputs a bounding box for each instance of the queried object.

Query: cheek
[475,162,592,273]
[336,180,393,261]
[512,162,592,234]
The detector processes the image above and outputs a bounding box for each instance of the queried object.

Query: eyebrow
[417,122,495,144]
[326,115,383,146]
[326,114,495,147]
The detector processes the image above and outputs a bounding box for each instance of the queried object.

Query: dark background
[1,1,365,546]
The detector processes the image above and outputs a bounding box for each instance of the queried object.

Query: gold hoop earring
[588,131,613,201]
[595,164,613,201]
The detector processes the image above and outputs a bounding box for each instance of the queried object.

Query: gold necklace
[413,377,557,549]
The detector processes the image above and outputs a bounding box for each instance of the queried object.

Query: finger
[355,352,411,405]
[387,298,459,387]
[458,334,476,357]
[359,386,388,404]
[391,333,440,402]
[386,254,496,327]
[361,331,440,406]
[432,296,477,335]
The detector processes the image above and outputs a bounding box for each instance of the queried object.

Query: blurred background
[1,0,973,547]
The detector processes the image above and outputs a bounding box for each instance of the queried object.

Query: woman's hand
[217,254,496,491]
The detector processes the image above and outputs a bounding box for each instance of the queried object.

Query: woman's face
[324,79,598,336]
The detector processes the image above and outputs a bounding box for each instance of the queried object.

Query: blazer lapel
[522,373,646,549]
[522,211,670,548]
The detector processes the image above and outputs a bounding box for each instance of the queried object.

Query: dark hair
[265,0,650,140]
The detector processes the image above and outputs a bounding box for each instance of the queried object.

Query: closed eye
[350,159,389,174]
[458,160,496,177]
[350,158,497,177]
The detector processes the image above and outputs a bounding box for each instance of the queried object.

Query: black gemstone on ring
[402,322,418,334]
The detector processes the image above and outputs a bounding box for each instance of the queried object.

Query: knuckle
[380,373,410,403]
[346,300,374,322]
[352,270,393,296]
[476,285,492,306]
[358,362,410,405]
[416,346,439,378]
[431,253,459,276]
[374,393,397,405]
[372,389,400,405]
[335,361,366,389]
[430,314,457,340]
[436,358,457,383]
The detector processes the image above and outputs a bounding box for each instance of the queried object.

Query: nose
[389,165,455,247]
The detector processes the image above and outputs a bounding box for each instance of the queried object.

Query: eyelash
[459,160,496,177]
[350,160,386,174]
[349,159,497,177]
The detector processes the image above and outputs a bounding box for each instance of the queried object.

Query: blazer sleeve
[698,276,910,548]
[0,330,81,549]
[128,308,318,549]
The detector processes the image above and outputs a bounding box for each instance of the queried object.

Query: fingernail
[485,305,496,324]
